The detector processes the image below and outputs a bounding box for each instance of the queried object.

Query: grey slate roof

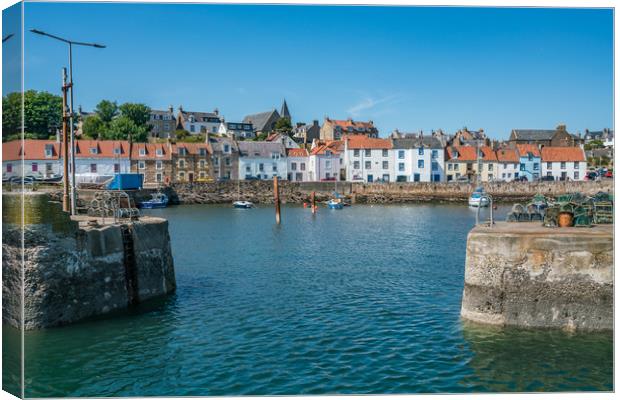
[242,110,279,132]
[207,136,238,153]
[392,136,444,149]
[181,110,222,123]
[280,100,291,120]
[238,141,286,158]
[511,129,556,141]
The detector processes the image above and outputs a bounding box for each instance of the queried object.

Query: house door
[189,172,194,182]
[45,163,53,177]
[382,174,390,182]
[367,174,374,183]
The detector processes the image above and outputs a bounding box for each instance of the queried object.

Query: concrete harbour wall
[460,222,613,331]
[2,192,176,329]
[166,180,613,205]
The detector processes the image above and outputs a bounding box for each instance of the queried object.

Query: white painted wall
[239,157,287,180]
[309,154,340,181]
[543,161,587,181]
[2,160,62,179]
[287,156,310,181]
[497,162,520,182]
[345,148,392,183]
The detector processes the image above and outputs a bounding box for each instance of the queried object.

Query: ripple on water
[21,205,613,396]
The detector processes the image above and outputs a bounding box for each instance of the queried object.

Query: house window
[547,162,552,169]
[89,147,98,154]
[272,164,277,172]
[139,148,146,156]
[488,174,493,181]
[6,163,12,173]
[528,153,533,161]
[365,161,371,169]
[418,148,424,156]
[291,162,297,171]
[179,171,185,180]
[354,149,360,157]
[547,171,553,177]
[164,123,169,130]
[432,149,438,159]
[326,160,332,169]
[533,163,539,171]
[560,162,566,169]
[300,163,306,171]
[432,162,438,171]
[488,163,493,171]
[448,164,453,171]
[398,163,405,171]
[382,161,389,169]
[354,161,360,169]
[90,164,97,173]
[156,161,162,170]
[398,150,405,159]
[574,171,579,180]
[246,165,251,172]
[200,171,206,179]
[365,149,371,157]
[200,148,207,156]
[382,149,388,157]
[113,147,121,155]
[114,163,120,173]
[418,160,424,168]
[45,145,54,157]
[32,163,38,172]
[156,148,163,156]
[138,161,145,170]
[179,160,185,168]
[259,163,264,171]
[225,158,231,166]
[272,152,280,160]
[224,145,230,153]
[200,160,206,169]
[179,148,188,156]
[573,162,579,169]
[413,173,420,182]
[213,156,219,165]
[156,173,162,182]
[190,125,195,132]
[520,163,525,171]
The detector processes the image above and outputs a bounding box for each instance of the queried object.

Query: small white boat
[140,192,169,209]
[327,198,344,209]
[233,200,254,209]
[469,187,489,207]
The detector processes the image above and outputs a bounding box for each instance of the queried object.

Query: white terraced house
[238,141,287,181]
[343,135,393,183]
[286,148,310,181]
[391,136,445,182]
[541,147,587,181]
[309,140,343,181]
[2,139,62,180]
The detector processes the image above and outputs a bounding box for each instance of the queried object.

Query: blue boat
[140,193,169,209]
[327,199,344,209]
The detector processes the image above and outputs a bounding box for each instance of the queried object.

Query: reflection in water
[460,321,613,392]
[17,204,613,396]
[2,325,22,397]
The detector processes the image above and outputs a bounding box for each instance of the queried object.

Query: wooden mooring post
[274,176,281,224]
[311,191,316,214]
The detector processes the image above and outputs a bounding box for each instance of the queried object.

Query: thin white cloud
[347,94,400,118]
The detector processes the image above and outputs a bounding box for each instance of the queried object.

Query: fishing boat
[468,186,489,207]
[232,179,254,209]
[327,198,344,209]
[140,192,169,209]
[233,200,254,209]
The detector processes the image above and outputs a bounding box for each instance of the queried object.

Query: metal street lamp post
[30,29,105,215]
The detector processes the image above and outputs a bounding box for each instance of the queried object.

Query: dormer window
[139,148,146,156]
[90,147,98,155]
[179,148,188,156]
[189,115,195,123]
[452,151,458,158]
[113,147,121,155]
[44,144,54,158]
[224,144,230,153]
[156,148,163,157]
[199,148,207,156]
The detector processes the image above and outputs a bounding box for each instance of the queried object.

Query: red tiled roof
[131,142,172,160]
[446,145,496,161]
[327,118,375,131]
[286,148,308,157]
[496,148,519,163]
[515,144,541,158]
[72,140,130,159]
[541,146,585,162]
[2,139,60,161]
[311,140,343,155]
[344,135,392,150]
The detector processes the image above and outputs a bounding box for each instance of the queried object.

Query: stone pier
[2,192,176,329]
[460,222,613,331]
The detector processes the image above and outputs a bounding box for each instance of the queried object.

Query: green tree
[81,115,105,139]
[119,102,151,126]
[274,117,292,134]
[584,140,604,151]
[94,100,119,123]
[2,90,62,141]
[103,116,148,142]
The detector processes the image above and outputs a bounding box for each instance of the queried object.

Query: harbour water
[9,204,613,396]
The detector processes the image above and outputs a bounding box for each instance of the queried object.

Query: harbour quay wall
[2,192,176,329]
[165,180,612,204]
[460,222,613,331]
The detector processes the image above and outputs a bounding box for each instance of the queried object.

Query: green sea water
[4,204,613,396]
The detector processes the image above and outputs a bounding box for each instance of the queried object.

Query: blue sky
[14,3,614,138]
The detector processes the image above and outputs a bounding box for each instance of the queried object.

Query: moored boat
[327,198,344,209]
[140,192,169,209]
[233,200,254,209]
[468,187,489,207]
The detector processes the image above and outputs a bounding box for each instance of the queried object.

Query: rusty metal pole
[61,68,70,213]
[274,176,281,224]
[311,191,316,214]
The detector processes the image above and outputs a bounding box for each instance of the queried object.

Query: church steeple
[280,99,291,120]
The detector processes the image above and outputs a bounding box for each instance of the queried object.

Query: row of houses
[2,133,589,185]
